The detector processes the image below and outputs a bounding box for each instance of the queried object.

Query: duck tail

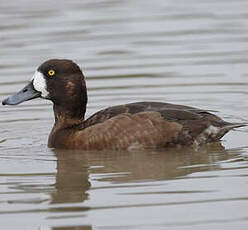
[218,122,248,139]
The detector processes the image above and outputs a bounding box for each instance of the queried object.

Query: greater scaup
[2,59,246,150]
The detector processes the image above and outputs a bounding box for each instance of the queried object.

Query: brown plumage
[50,111,182,150]
[2,59,247,150]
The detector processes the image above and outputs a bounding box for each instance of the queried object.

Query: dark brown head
[2,59,88,118]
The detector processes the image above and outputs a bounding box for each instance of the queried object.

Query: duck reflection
[50,152,91,204]
[51,143,239,204]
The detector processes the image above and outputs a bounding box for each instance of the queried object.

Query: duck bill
[2,81,41,105]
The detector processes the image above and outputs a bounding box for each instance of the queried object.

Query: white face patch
[32,70,49,98]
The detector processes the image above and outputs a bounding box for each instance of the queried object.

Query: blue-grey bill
[2,81,41,105]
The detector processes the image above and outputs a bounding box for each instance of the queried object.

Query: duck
[2,59,246,150]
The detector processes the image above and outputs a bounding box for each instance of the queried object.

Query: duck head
[2,59,88,121]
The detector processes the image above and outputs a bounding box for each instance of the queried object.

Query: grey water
[1,0,248,229]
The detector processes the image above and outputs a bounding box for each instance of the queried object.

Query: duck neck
[48,102,86,148]
[53,102,86,129]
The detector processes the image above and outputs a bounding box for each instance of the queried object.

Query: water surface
[1,0,248,229]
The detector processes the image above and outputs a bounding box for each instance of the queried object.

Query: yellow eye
[48,69,55,76]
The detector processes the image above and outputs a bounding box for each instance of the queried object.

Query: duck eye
[48,69,55,77]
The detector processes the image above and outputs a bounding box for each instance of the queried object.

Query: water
[1,0,248,229]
